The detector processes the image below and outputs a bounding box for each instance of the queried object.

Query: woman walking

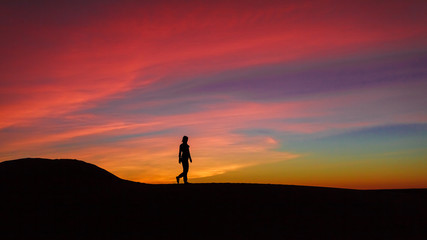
[176,136,192,184]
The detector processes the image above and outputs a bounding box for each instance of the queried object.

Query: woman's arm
[178,145,182,163]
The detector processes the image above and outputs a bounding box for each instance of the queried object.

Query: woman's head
[182,136,188,143]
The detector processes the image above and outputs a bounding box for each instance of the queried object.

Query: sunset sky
[1,0,426,189]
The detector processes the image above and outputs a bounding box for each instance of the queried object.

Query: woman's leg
[182,161,189,183]
[177,162,188,178]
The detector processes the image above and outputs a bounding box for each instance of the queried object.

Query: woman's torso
[180,143,190,160]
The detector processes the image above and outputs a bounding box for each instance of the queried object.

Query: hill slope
[0,158,426,239]
[0,158,120,179]
[0,158,124,192]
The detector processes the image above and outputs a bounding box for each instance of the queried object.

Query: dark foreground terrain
[0,158,426,239]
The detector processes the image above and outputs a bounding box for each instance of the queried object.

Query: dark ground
[0,158,426,239]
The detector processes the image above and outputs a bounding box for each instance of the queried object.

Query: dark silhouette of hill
[0,158,124,193]
[0,158,426,239]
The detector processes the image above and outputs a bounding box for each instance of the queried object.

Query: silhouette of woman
[176,136,192,184]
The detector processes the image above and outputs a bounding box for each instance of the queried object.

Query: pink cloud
[2,0,426,130]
